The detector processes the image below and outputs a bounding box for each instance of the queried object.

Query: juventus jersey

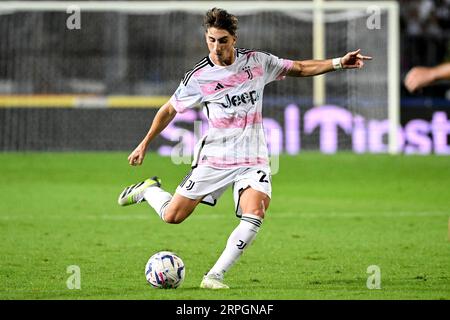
[169,48,293,169]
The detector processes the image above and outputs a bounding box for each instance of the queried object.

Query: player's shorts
[175,165,272,217]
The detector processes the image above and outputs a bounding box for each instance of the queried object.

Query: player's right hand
[128,144,147,166]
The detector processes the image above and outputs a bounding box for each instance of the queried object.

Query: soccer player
[118,8,372,289]
[404,62,450,93]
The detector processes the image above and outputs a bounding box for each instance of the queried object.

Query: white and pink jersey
[169,48,293,169]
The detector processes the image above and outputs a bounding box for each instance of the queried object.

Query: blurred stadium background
[0,0,448,155]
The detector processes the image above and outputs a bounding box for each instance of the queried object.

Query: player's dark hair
[203,8,238,36]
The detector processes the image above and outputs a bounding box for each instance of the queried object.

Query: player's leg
[168,166,234,224]
[201,168,271,289]
[118,166,233,224]
[162,193,204,224]
[238,187,270,218]
[118,176,203,223]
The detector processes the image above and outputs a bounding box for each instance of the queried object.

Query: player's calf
[202,212,264,289]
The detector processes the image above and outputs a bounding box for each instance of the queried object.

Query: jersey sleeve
[169,77,203,113]
[259,52,294,84]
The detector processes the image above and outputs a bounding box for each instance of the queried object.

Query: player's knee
[163,211,182,224]
[246,197,270,219]
[163,208,190,224]
[164,216,183,224]
[248,208,266,219]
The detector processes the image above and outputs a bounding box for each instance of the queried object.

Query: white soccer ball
[145,251,185,289]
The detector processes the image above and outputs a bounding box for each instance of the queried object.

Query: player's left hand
[341,49,372,69]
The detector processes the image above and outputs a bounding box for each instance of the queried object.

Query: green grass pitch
[0,152,449,300]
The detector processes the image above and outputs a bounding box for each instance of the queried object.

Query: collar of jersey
[208,49,238,68]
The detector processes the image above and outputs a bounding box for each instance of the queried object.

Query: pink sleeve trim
[276,59,294,81]
[169,95,185,113]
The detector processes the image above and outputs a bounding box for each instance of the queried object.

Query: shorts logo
[221,90,260,109]
[185,180,195,191]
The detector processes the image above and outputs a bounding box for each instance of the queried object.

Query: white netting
[0,2,394,152]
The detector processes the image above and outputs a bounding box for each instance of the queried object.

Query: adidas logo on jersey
[220,90,260,109]
[215,83,224,91]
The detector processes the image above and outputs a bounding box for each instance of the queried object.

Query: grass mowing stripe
[0,152,449,300]
[0,211,448,220]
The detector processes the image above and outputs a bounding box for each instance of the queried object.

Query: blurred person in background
[404,62,450,92]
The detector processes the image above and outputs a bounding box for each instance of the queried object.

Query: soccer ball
[144,251,185,289]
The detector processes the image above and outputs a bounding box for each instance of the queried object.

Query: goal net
[0,1,399,154]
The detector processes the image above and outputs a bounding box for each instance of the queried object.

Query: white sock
[207,213,263,278]
[143,186,172,221]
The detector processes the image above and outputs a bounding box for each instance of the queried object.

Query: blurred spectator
[404,62,450,92]
[401,0,450,87]
[404,4,423,36]
[402,0,448,37]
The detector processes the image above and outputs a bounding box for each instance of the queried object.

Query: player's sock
[207,213,263,278]
[143,186,172,221]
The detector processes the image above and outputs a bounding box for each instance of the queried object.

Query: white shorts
[175,165,272,217]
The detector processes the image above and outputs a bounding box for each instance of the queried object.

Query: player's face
[205,27,236,66]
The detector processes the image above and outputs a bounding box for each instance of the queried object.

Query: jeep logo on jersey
[221,90,260,109]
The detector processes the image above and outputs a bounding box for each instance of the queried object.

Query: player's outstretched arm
[286,49,372,77]
[404,62,450,93]
[128,101,177,166]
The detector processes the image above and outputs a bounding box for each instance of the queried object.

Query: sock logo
[236,240,247,250]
